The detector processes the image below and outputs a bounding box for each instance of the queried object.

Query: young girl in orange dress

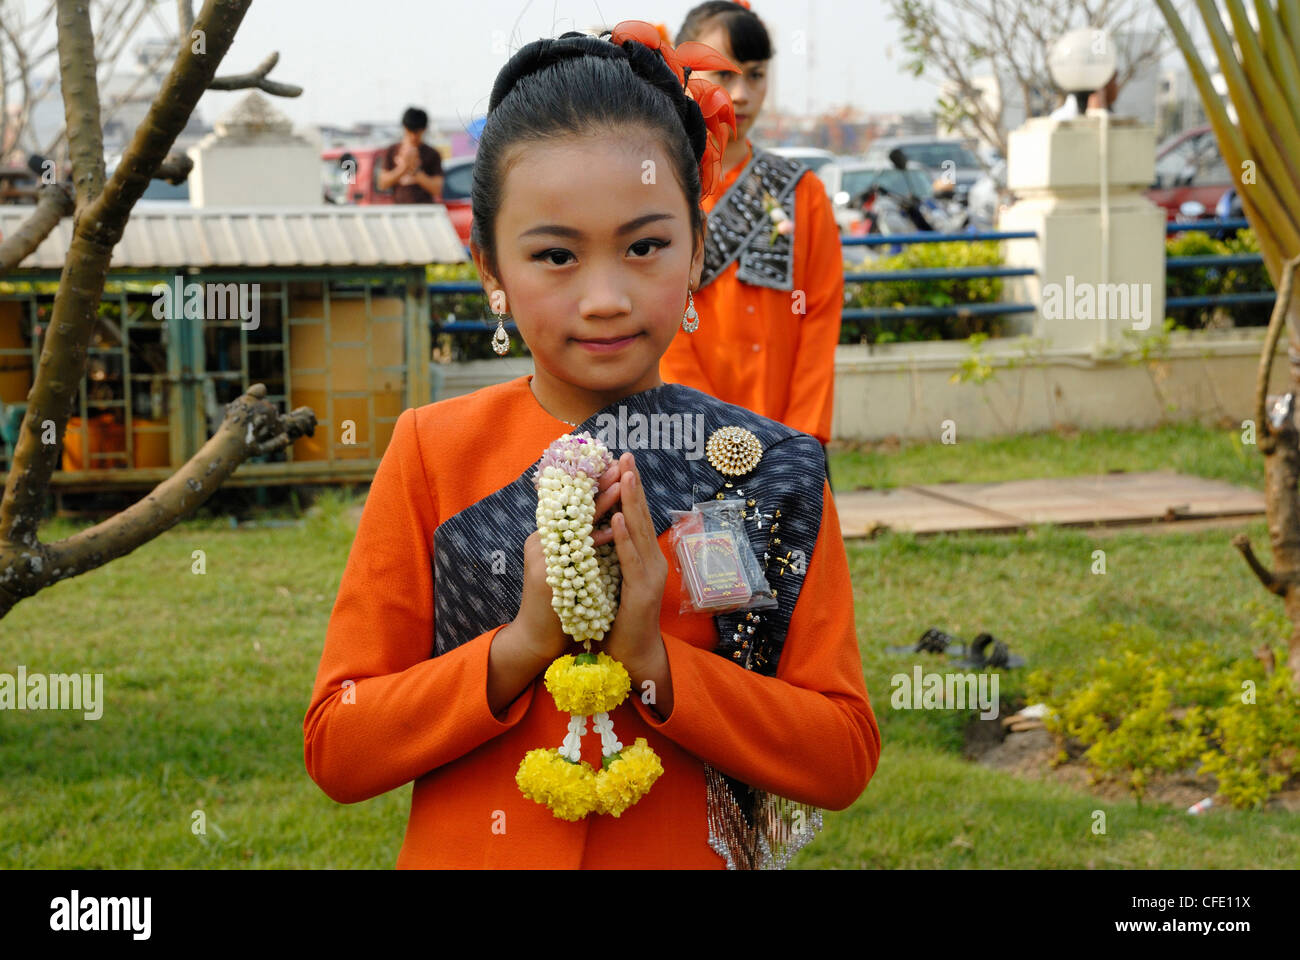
[303,20,879,870]
[660,2,845,481]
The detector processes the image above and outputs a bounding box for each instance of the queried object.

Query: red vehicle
[322,146,474,244]
[1145,126,1232,222]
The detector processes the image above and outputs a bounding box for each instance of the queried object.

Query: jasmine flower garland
[534,434,621,643]
[515,432,664,820]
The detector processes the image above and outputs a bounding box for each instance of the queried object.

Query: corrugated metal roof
[0,204,467,270]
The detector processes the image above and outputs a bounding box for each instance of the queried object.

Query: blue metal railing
[432,229,1041,335]
[845,266,1034,283]
[1166,254,1263,268]
[1165,218,1250,234]
[845,302,1036,321]
[1167,292,1276,309]
[435,217,1279,338]
[839,229,1037,326]
[841,229,1038,247]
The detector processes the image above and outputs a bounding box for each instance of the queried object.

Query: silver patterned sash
[700,148,807,292]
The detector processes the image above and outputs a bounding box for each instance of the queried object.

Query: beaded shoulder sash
[430,383,830,869]
[700,148,806,292]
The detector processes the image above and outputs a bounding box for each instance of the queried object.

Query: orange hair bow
[609,19,740,201]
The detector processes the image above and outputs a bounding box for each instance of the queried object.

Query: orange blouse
[303,374,879,868]
[661,142,845,445]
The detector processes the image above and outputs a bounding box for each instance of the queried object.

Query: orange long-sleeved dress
[661,142,845,445]
[303,373,879,868]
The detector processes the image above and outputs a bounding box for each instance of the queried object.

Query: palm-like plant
[1156,0,1300,688]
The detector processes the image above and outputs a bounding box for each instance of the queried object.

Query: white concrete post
[1000,113,1166,352]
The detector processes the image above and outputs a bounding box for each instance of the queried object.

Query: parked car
[322,146,473,244]
[819,160,900,231]
[822,160,967,235]
[1146,125,1232,222]
[863,136,983,207]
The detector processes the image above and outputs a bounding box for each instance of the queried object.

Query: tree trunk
[1234,257,1300,690]
[0,0,319,620]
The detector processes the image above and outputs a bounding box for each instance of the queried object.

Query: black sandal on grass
[954,632,1026,669]
[885,627,968,658]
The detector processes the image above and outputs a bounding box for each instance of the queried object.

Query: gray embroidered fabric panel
[700,149,806,292]
[431,382,828,677]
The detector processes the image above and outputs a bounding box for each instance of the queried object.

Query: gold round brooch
[706,426,763,476]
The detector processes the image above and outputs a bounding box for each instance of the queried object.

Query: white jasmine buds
[533,432,621,644]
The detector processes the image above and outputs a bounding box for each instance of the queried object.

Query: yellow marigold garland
[545,652,631,715]
[595,738,665,817]
[515,432,664,821]
[515,748,598,822]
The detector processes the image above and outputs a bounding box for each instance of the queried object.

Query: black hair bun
[488,32,708,165]
[489,34,619,113]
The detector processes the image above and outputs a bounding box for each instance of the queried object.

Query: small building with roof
[0,202,466,494]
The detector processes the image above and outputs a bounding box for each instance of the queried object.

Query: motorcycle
[849,148,969,249]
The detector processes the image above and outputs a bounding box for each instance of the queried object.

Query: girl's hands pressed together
[511,459,623,664]
[590,457,623,549]
[512,530,571,664]
[490,452,673,718]
[602,452,674,718]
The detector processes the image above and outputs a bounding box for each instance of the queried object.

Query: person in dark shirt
[379,107,445,203]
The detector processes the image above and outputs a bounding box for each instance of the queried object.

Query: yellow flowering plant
[515,432,663,820]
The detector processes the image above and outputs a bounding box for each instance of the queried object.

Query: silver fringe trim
[704,764,824,870]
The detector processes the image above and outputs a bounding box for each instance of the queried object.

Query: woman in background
[661,1,844,483]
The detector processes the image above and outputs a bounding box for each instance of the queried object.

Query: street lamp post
[1049,28,1118,345]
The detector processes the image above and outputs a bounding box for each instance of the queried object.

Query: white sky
[12,0,1207,137]
[180,0,944,128]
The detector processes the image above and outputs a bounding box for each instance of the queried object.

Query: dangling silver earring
[491,311,511,355]
[682,288,699,333]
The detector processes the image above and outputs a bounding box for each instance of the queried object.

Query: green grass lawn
[3,422,1296,868]
[828,420,1263,492]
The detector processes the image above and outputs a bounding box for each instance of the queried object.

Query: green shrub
[843,240,1006,345]
[1165,228,1271,329]
[1030,614,1300,809]
[1044,650,1209,803]
[1198,663,1300,810]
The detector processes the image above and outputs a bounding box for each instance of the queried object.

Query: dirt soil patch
[965,714,1300,813]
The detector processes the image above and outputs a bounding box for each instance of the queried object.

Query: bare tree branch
[54,0,106,209]
[154,151,193,184]
[0,182,73,270]
[0,13,35,163]
[0,0,256,553]
[208,51,303,97]
[0,1,281,271]
[1254,256,1300,452]
[0,385,316,617]
[93,0,157,106]
[42,20,186,160]
[888,0,1179,153]
[0,0,321,619]
[1232,531,1290,595]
